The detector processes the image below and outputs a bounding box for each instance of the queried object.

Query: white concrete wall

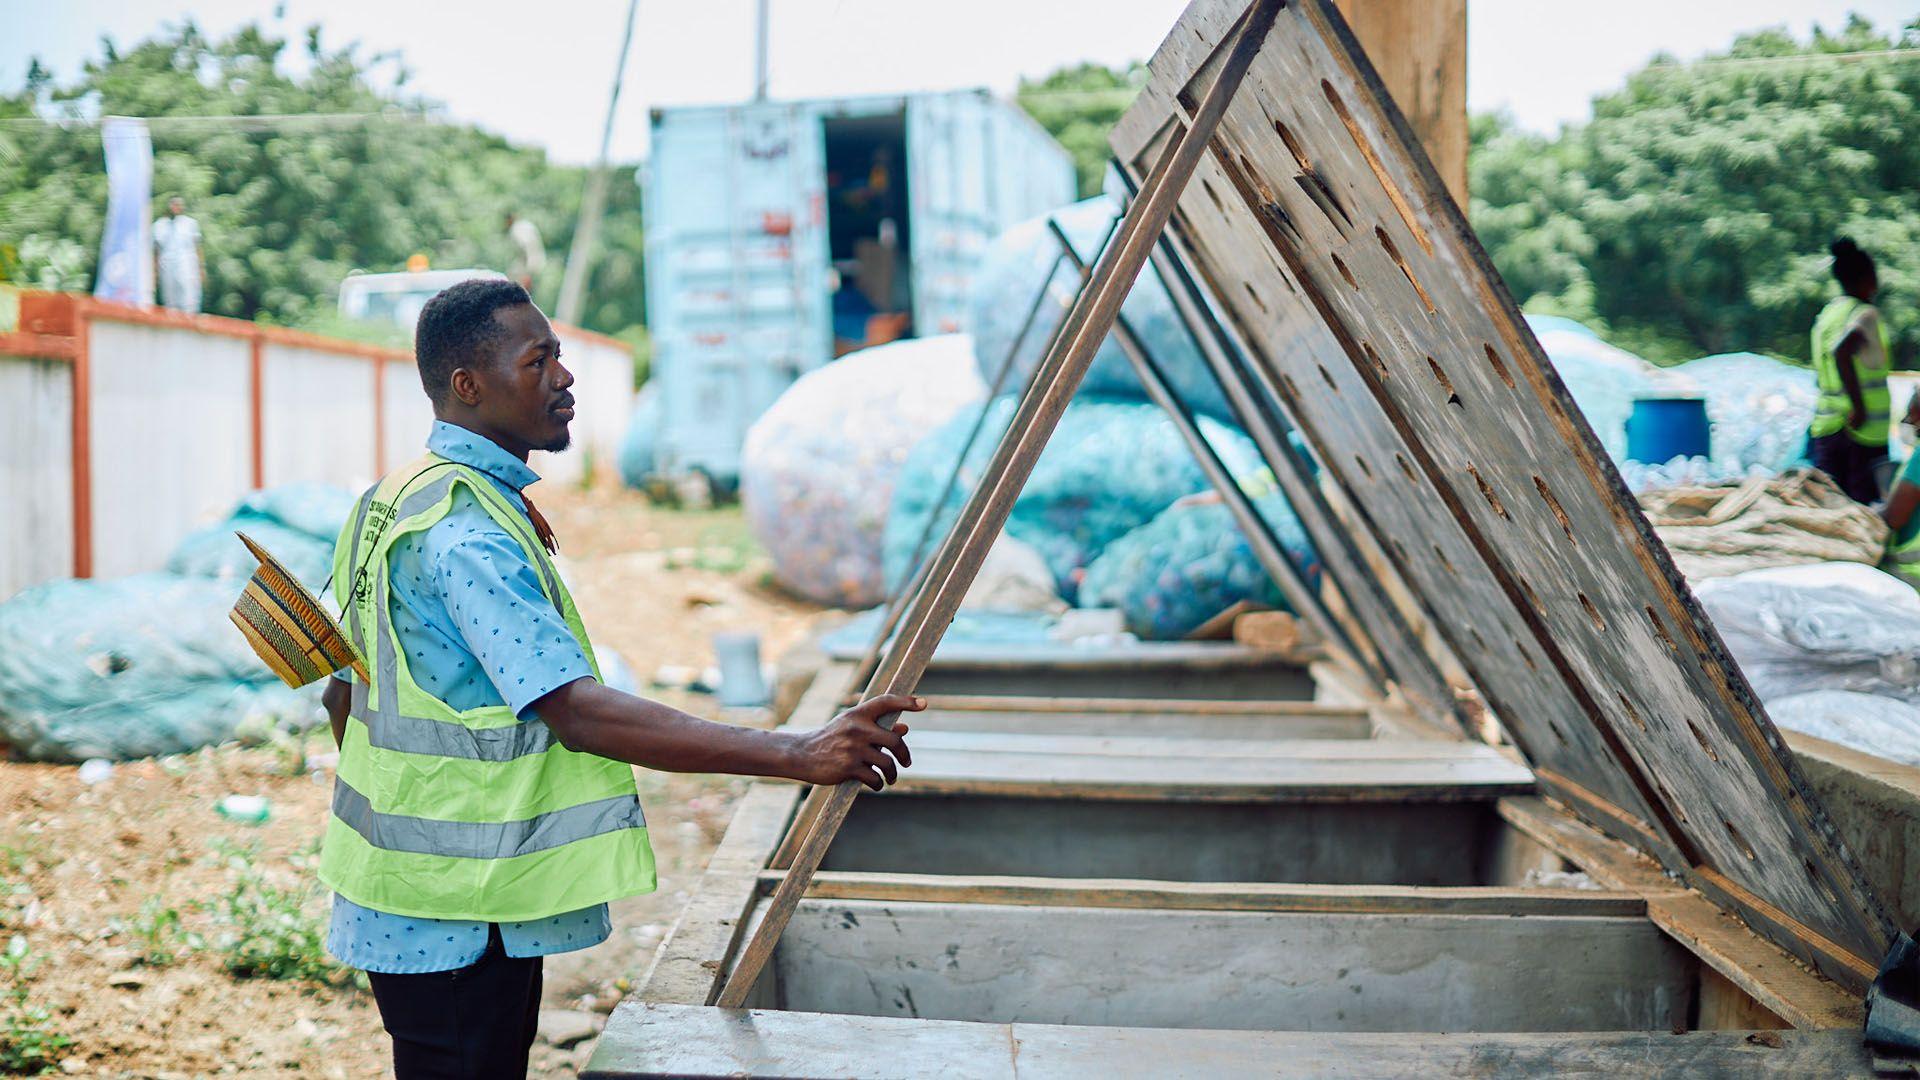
[87,320,252,578]
[260,343,378,490]
[0,355,75,599]
[532,329,634,486]
[381,356,435,470]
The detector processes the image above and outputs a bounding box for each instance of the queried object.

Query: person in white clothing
[504,211,545,292]
[152,196,204,313]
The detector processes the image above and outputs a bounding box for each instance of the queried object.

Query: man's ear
[448,367,483,407]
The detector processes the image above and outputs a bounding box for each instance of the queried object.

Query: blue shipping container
[644,89,1076,485]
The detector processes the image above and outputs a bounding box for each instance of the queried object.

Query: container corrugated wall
[646,90,1075,484]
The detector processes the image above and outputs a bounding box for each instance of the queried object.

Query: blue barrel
[1625,397,1711,464]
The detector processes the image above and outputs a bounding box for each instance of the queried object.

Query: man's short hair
[414,278,531,406]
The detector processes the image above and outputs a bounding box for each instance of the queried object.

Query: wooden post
[1330,0,1467,205]
[248,337,266,490]
[70,307,93,579]
[715,0,1287,1008]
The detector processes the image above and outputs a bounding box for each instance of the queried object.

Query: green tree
[1016,62,1147,199]
[0,22,646,338]
[1472,14,1920,365]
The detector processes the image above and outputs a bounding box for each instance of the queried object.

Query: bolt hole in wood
[1432,545,1455,574]
[1273,118,1311,170]
[1514,639,1539,670]
[1616,692,1649,732]
[1804,858,1842,904]
[1578,593,1605,633]
[1466,465,1509,519]
[1688,719,1721,762]
[1518,578,1545,615]
[1646,606,1677,651]
[1331,253,1360,290]
[1238,154,1275,202]
[1354,455,1374,480]
[1534,477,1575,543]
[1426,356,1460,406]
[1467,627,1488,652]
[1376,227,1436,313]
[1361,341,1389,378]
[1483,344,1516,389]
[1202,177,1226,214]
[1315,365,1337,392]
[1723,820,1758,861]
[1319,78,1433,255]
[1389,537,1410,564]
[1279,371,1303,400]
[1244,281,1269,314]
[1396,453,1417,481]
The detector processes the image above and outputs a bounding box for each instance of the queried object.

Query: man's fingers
[857,693,925,721]
[863,747,898,785]
[859,766,884,791]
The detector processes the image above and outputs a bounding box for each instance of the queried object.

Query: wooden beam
[758,870,1648,918]
[1498,797,1864,1030]
[716,0,1289,1008]
[1330,0,1467,205]
[587,1005,1877,1079]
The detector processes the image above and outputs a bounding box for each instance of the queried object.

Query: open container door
[1107,0,1895,993]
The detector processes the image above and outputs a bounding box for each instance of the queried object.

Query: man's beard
[539,431,572,454]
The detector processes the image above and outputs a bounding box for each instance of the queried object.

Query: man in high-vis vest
[319,278,919,1079]
[1807,238,1893,504]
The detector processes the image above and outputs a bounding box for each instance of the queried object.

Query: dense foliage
[1015,62,1146,199]
[1472,15,1920,365]
[0,22,646,338]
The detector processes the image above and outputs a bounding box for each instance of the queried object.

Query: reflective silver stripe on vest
[352,700,558,761]
[332,779,644,860]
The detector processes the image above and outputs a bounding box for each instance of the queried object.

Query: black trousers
[365,926,543,1080]
[1809,429,1888,505]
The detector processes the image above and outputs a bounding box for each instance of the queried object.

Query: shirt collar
[427,420,541,492]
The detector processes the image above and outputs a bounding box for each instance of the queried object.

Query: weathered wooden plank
[876,738,1533,802]
[1109,0,1893,988]
[1499,797,1864,1030]
[890,730,1506,761]
[587,1005,1875,1079]
[763,870,1649,917]
[762,900,1694,1033]
[922,694,1362,717]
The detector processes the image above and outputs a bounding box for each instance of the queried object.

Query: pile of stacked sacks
[741,195,1319,640]
[0,484,639,762]
[0,486,351,762]
[1525,315,1822,490]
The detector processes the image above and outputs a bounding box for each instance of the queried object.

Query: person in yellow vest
[1808,238,1894,504]
[319,279,919,1079]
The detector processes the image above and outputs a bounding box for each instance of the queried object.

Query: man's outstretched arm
[535,678,919,791]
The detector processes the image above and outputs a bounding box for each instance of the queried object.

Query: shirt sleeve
[432,526,592,719]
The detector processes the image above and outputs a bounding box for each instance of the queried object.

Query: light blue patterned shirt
[326,421,610,974]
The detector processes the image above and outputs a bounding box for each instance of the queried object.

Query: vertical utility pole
[556,0,642,326]
[754,0,771,100]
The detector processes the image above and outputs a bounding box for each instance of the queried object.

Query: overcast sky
[9,1,1916,164]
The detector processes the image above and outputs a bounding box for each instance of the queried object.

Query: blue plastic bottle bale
[1625,397,1711,464]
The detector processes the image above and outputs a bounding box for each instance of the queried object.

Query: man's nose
[554,359,575,389]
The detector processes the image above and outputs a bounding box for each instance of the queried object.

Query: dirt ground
[0,483,828,1078]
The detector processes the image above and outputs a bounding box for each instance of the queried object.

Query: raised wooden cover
[1111,0,1894,989]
